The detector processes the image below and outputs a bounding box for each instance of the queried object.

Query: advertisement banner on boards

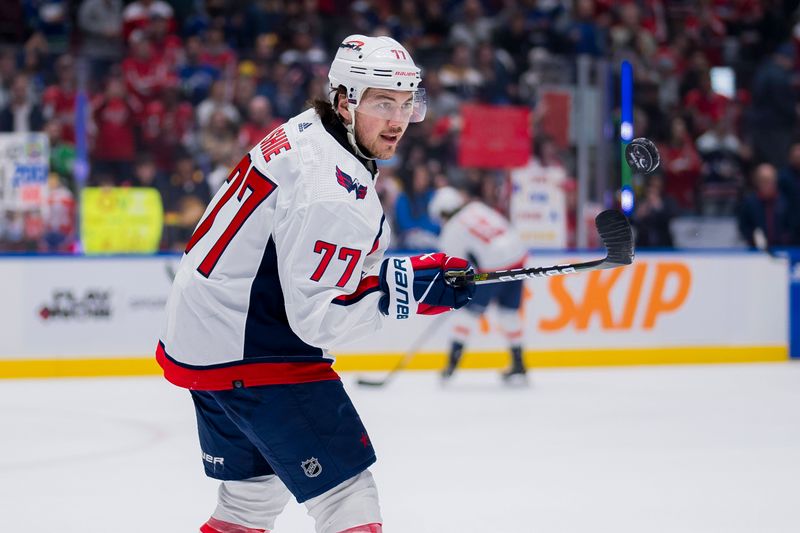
[332,252,788,355]
[0,253,788,361]
[0,256,178,358]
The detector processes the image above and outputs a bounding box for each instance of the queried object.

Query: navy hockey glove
[378,253,475,319]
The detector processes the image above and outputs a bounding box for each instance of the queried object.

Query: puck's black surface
[625,137,660,174]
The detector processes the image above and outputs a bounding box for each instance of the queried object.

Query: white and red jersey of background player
[438,201,527,273]
[157,108,390,390]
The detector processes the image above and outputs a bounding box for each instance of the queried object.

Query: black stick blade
[356,378,386,387]
[595,209,634,266]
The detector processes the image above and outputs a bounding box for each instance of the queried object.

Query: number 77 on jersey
[184,153,277,277]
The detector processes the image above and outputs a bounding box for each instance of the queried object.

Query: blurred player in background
[429,186,529,384]
[157,36,473,533]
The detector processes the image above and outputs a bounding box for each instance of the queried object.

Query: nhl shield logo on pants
[301,457,322,478]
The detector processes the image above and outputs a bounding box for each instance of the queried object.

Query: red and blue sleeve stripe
[332,275,380,306]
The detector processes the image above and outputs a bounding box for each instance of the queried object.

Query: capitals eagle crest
[336,166,368,199]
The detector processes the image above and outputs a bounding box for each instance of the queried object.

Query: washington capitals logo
[339,40,364,51]
[336,166,368,199]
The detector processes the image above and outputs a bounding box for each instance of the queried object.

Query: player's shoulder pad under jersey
[283,110,376,207]
[249,109,321,183]
[252,108,328,167]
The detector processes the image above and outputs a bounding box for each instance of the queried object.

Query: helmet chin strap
[341,103,377,160]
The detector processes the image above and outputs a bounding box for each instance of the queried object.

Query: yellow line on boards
[0,357,163,379]
[0,346,788,379]
[332,346,788,371]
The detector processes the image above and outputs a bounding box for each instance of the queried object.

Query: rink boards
[0,252,789,378]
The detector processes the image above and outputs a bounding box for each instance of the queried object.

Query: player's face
[354,89,414,159]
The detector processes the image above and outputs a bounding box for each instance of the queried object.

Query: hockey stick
[356,315,447,387]
[445,209,634,286]
[357,210,632,385]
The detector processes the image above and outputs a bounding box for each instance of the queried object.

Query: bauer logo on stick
[625,137,660,174]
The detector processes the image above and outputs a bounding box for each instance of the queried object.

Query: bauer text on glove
[378,253,475,319]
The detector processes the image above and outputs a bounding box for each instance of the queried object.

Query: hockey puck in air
[625,137,660,174]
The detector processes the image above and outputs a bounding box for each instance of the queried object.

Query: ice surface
[2,362,799,532]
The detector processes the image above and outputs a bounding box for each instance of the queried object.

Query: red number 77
[185,154,277,277]
[310,241,362,287]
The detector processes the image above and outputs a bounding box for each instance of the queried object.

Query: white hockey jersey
[438,201,527,273]
[157,108,391,390]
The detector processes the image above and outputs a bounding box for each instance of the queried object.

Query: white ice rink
[2,362,800,533]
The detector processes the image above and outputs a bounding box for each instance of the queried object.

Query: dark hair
[311,86,345,123]
[312,98,337,123]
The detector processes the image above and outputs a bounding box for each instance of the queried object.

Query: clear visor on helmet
[356,88,427,123]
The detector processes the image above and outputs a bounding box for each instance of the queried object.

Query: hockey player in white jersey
[429,186,529,383]
[157,36,474,533]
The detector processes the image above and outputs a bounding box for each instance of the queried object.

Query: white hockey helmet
[428,186,466,224]
[329,35,426,121]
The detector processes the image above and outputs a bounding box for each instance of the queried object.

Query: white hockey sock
[211,474,291,531]
[305,470,382,533]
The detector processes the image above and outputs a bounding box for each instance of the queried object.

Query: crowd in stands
[2,0,800,253]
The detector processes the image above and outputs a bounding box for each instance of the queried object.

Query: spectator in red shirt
[91,76,139,184]
[683,69,730,136]
[237,95,282,151]
[122,0,174,43]
[200,22,237,81]
[41,54,77,143]
[141,82,194,173]
[659,116,703,211]
[122,33,169,107]
[145,12,183,69]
